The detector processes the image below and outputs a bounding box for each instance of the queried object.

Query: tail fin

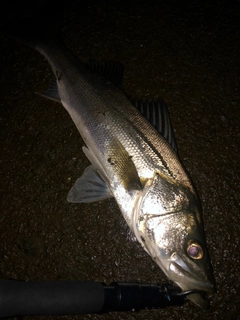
[4,2,64,47]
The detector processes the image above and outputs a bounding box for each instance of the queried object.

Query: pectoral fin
[108,138,142,191]
[67,165,113,203]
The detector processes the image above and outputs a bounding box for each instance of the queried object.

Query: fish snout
[167,256,215,309]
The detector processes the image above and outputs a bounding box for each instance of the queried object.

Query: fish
[6,5,215,309]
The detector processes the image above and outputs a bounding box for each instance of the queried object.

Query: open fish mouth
[168,261,215,309]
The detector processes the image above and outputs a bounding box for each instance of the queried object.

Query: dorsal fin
[130,98,178,152]
[86,61,124,89]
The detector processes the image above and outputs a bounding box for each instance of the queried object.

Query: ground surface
[0,0,239,319]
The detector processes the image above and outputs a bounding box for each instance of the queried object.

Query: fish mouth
[168,260,215,309]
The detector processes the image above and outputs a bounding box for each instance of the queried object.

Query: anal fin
[37,77,61,102]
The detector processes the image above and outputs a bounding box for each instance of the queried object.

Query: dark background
[0,0,239,319]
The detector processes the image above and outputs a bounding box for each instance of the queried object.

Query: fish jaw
[169,260,214,309]
[132,173,215,309]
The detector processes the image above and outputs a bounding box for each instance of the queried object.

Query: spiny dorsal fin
[130,98,178,152]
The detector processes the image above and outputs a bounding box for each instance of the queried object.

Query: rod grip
[0,279,104,318]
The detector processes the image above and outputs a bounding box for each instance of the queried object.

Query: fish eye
[187,241,204,259]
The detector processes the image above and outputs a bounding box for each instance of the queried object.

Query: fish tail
[4,3,64,47]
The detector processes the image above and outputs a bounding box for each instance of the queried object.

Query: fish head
[133,173,215,309]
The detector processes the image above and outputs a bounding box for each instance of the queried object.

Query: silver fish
[9,8,214,309]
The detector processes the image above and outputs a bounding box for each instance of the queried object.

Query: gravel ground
[0,0,239,319]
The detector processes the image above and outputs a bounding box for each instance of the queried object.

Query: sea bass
[8,7,214,309]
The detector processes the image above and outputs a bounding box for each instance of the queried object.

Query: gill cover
[132,172,191,257]
[132,173,214,309]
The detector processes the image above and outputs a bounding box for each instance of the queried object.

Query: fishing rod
[0,279,205,318]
